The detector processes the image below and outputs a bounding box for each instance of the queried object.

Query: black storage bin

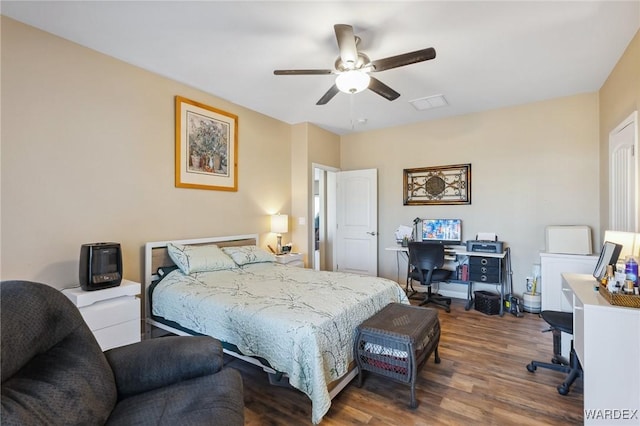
[474,290,500,315]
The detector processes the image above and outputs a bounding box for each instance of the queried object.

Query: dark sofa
[1,280,244,425]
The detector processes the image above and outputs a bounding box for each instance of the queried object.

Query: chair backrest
[408,242,446,270]
[409,242,444,285]
[1,281,117,425]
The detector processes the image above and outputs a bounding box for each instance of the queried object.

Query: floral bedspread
[151,262,408,424]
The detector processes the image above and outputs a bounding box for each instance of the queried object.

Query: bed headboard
[144,234,258,289]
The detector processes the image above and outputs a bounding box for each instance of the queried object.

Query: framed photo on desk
[592,241,622,282]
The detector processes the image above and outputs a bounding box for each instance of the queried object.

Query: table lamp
[603,230,640,260]
[271,214,288,254]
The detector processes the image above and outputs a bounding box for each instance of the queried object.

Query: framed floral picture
[403,163,471,205]
[175,96,238,191]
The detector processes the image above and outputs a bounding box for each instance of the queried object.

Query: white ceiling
[2,1,639,135]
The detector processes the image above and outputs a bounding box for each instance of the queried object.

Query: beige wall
[341,93,600,294]
[290,123,310,261]
[598,30,640,232]
[1,17,292,288]
[290,123,340,264]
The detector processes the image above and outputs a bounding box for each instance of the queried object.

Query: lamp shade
[271,214,288,234]
[603,230,640,259]
[335,70,370,94]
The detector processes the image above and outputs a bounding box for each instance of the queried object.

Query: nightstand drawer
[79,296,139,331]
[63,280,141,351]
[275,253,304,267]
[93,319,140,351]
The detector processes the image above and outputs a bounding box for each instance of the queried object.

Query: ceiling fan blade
[274,69,334,75]
[334,24,358,69]
[368,76,400,101]
[316,84,340,105]
[371,47,436,72]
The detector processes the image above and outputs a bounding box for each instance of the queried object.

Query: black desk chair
[526,310,582,395]
[407,242,453,312]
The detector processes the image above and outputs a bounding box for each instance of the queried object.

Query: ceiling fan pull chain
[350,93,355,129]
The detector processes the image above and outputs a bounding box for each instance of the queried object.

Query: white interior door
[609,111,638,232]
[335,169,378,275]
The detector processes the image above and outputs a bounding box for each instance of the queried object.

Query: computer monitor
[422,219,462,245]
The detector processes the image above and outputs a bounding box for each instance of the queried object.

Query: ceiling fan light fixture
[335,70,370,94]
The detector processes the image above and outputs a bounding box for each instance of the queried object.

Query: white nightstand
[62,279,141,351]
[275,253,304,268]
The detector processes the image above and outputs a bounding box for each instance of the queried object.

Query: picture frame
[175,96,238,191]
[403,163,471,205]
[593,241,623,282]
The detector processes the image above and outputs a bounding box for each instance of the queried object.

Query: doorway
[312,164,338,271]
[311,165,379,275]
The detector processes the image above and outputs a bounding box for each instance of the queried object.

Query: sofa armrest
[104,335,224,399]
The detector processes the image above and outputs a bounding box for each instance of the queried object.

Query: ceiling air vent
[409,94,448,111]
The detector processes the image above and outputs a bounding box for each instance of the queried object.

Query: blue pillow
[222,245,276,266]
[167,243,237,275]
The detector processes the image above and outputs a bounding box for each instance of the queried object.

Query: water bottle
[624,256,638,287]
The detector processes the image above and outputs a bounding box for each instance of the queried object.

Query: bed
[144,234,409,424]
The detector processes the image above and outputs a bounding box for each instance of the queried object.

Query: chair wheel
[526,363,536,373]
[557,384,569,395]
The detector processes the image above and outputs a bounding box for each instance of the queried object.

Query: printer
[466,233,504,253]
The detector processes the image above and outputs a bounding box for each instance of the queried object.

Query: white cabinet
[564,273,640,425]
[275,253,304,268]
[63,280,141,351]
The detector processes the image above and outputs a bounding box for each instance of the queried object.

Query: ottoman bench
[353,302,441,408]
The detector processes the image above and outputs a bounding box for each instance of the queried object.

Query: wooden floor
[227,298,584,425]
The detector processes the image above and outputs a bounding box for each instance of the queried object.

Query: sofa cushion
[105,336,224,399]
[106,368,244,426]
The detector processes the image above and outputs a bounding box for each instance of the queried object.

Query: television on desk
[422,219,462,245]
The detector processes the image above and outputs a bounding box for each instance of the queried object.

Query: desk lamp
[603,230,640,264]
[271,214,288,255]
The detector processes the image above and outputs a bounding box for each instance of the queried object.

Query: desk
[385,246,458,295]
[562,273,640,425]
[386,245,511,315]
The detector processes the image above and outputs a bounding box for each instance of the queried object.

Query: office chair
[407,242,453,312]
[526,310,582,395]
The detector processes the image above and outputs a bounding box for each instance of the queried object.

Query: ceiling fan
[274,24,436,105]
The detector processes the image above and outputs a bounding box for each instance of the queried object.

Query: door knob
[366,231,378,236]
